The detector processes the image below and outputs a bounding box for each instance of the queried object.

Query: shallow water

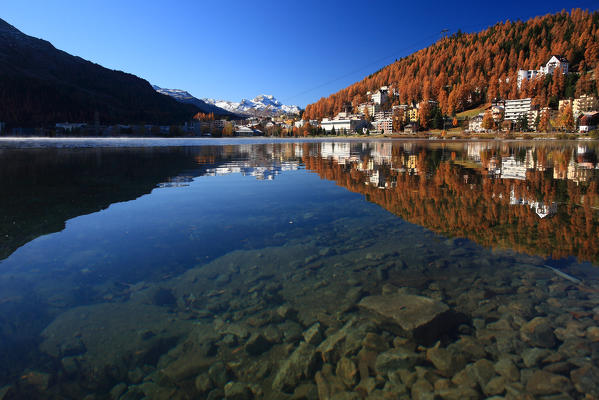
[0,139,598,399]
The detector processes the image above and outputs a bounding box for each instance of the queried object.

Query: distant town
[1,55,597,139]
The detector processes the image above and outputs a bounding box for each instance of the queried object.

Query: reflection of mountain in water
[0,144,304,262]
[303,141,599,264]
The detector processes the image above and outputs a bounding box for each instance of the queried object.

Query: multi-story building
[558,99,573,111]
[357,102,380,117]
[407,107,419,122]
[573,94,599,117]
[374,118,393,134]
[374,111,392,121]
[321,113,368,133]
[504,98,532,122]
[369,86,389,105]
[517,70,540,89]
[517,55,569,89]
[540,55,569,75]
[491,105,504,122]
[469,113,485,132]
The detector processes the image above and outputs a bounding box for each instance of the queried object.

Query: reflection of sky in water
[0,169,378,288]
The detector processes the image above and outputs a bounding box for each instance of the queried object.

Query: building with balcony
[573,95,599,117]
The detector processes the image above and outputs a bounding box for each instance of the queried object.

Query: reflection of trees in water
[304,145,599,264]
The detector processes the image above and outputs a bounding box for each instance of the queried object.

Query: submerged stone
[375,348,423,375]
[570,365,599,397]
[272,341,320,393]
[245,333,271,356]
[224,382,254,400]
[358,294,465,345]
[526,370,572,395]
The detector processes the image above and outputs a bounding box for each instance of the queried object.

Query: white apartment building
[517,55,569,89]
[573,94,599,117]
[369,87,389,105]
[504,98,532,121]
[321,116,368,133]
[517,70,540,89]
[540,55,569,75]
[357,102,381,117]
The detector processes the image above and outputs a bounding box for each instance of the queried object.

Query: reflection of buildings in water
[510,188,558,218]
[466,142,494,162]
[567,159,595,184]
[320,142,351,164]
[486,157,502,177]
[501,156,527,180]
[369,142,393,165]
[203,161,300,180]
[158,176,194,188]
[405,154,419,175]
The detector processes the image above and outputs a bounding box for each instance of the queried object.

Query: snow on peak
[202,95,301,116]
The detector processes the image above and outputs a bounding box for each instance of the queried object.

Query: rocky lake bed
[8,228,598,400]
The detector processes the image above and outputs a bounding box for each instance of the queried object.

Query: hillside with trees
[0,19,202,127]
[303,9,599,121]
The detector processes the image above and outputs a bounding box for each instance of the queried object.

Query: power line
[283,7,599,106]
[281,31,441,104]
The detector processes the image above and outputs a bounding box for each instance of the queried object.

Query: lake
[0,139,598,399]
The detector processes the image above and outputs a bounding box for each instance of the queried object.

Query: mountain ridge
[0,18,200,127]
[202,95,301,116]
[152,86,236,117]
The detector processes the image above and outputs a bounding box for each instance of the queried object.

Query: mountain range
[202,95,301,117]
[152,86,236,117]
[0,18,223,127]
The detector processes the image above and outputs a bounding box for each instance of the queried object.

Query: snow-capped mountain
[152,85,235,116]
[202,95,301,116]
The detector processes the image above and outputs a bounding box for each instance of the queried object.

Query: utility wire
[283,6,599,106]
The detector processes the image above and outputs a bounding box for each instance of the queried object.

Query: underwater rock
[194,373,213,395]
[493,358,519,382]
[570,365,599,397]
[245,333,271,356]
[466,359,496,388]
[526,370,572,395]
[272,341,320,393]
[209,362,232,388]
[224,382,253,400]
[20,371,52,391]
[109,382,127,399]
[290,383,318,400]
[522,348,551,368]
[425,347,463,377]
[520,317,557,348]
[374,348,423,376]
[358,294,465,345]
[302,323,323,346]
[335,357,358,388]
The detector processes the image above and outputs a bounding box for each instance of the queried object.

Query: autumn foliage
[303,145,599,264]
[304,9,599,121]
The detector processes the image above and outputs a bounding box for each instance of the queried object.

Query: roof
[549,55,568,63]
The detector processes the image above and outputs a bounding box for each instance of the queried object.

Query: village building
[573,94,599,117]
[321,112,368,133]
[517,55,569,89]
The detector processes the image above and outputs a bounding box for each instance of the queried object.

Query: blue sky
[2,0,598,107]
